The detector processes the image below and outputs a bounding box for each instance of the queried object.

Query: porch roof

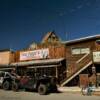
[11,58,65,67]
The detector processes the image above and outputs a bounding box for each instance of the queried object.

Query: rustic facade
[0,32,100,87]
[61,35,100,87]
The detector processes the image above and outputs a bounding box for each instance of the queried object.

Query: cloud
[77,5,83,9]
[59,11,66,16]
[86,2,91,6]
[70,9,76,13]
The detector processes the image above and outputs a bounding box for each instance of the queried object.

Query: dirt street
[0,89,100,100]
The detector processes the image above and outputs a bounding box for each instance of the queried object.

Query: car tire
[3,81,10,90]
[12,82,19,91]
[38,84,47,95]
[51,85,57,92]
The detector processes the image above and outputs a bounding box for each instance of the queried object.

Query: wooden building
[13,32,66,84]
[0,31,100,87]
[0,49,15,70]
[61,35,100,87]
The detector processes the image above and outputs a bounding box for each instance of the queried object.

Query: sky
[0,0,100,50]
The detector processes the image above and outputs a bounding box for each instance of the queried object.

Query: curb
[58,87,100,93]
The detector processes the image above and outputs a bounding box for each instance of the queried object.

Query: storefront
[11,58,66,84]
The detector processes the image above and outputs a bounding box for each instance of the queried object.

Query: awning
[11,58,65,67]
[0,64,14,71]
[0,67,13,71]
[28,64,61,69]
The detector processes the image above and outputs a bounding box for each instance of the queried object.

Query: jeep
[12,73,57,95]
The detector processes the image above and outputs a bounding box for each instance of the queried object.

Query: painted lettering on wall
[20,48,49,61]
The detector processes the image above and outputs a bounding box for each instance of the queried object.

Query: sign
[93,51,100,62]
[20,48,49,61]
[81,48,90,54]
[72,48,80,54]
[72,48,90,54]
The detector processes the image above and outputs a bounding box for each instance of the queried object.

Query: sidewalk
[58,87,81,92]
[58,87,100,95]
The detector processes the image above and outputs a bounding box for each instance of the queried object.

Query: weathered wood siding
[0,51,15,65]
[65,39,97,77]
[15,43,66,62]
[79,74,89,87]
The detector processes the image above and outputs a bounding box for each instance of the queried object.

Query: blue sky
[0,0,100,50]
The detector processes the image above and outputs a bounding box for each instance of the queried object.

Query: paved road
[0,89,99,100]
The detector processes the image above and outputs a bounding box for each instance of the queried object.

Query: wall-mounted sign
[93,51,100,62]
[72,48,90,55]
[20,48,49,61]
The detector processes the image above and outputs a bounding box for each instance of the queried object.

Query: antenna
[65,32,68,40]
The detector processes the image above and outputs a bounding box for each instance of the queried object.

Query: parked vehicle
[12,73,57,95]
[0,71,16,90]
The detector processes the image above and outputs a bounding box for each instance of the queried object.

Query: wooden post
[56,66,58,78]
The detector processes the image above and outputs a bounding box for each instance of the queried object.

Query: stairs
[60,54,92,86]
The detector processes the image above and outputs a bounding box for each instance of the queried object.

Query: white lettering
[20,49,49,61]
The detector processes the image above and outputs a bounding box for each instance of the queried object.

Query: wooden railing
[60,53,92,86]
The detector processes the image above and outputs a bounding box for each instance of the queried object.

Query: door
[79,74,89,87]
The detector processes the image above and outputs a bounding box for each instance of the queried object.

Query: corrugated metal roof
[62,34,100,44]
[11,58,65,66]
[0,67,13,71]
[28,64,61,68]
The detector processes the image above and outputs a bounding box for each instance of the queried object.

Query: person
[11,68,16,75]
[10,68,20,79]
